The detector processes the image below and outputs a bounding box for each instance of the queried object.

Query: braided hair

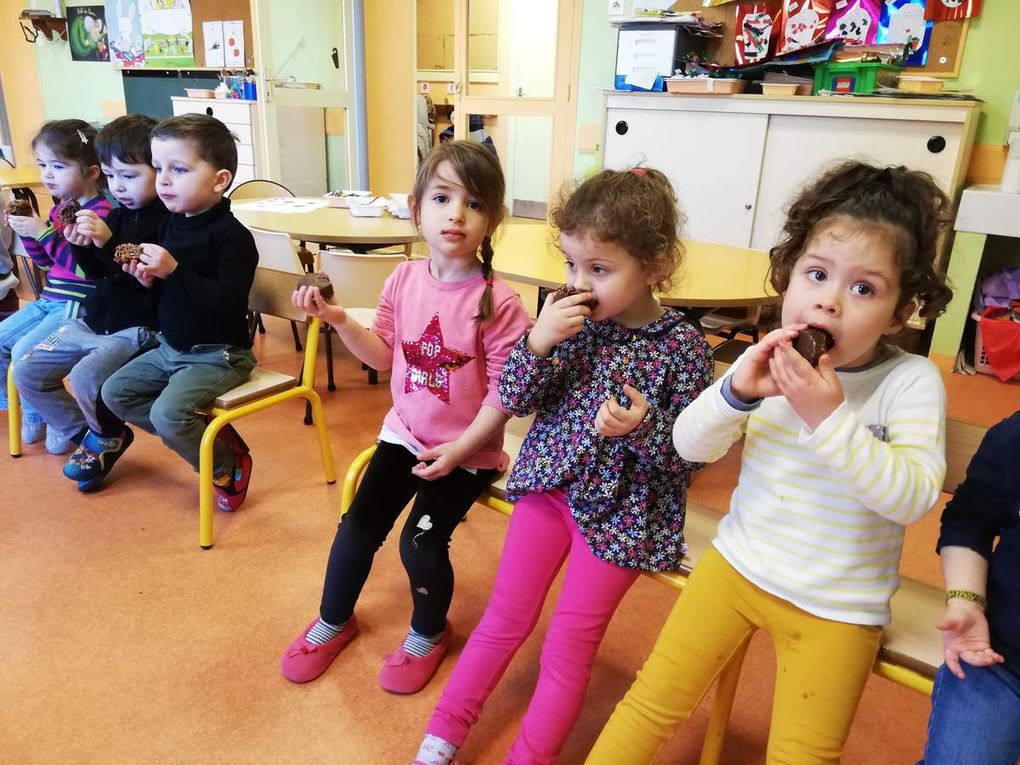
[411,140,506,322]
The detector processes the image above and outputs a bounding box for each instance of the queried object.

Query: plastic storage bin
[971,312,1020,381]
[812,61,901,95]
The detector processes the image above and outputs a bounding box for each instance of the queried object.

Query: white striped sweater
[673,346,946,626]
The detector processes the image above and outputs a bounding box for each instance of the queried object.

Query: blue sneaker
[63,427,134,492]
[21,413,44,444]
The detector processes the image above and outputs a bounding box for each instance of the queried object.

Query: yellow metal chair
[7,365,22,457]
[197,266,336,549]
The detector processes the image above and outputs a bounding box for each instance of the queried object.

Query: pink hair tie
[632,168,647,177]
[485,277,494,287]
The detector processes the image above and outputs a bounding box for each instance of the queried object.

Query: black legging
[319,441,496,636]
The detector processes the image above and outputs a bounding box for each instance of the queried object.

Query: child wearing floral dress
[413,167,714,765]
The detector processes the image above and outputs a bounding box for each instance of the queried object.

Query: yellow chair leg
[8,365,21,458]
[341,445,376,515]
[304,390,337,484]
[699,634,752,765]
[198,417,223,550]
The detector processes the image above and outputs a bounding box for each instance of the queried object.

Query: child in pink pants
[412,167,714,765]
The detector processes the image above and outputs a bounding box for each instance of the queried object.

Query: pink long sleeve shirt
[372,258,531,470]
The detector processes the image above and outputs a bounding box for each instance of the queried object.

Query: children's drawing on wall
[140,0,195,68]
[67,6,110,62]
[926,0,983,22]
[878,0,933,67]
[825,0,880,46]
[106,0,145,68]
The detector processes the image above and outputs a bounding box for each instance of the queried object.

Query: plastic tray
[665,77,746,95]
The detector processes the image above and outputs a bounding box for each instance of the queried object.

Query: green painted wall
[945,4,1020,145]
[34,1,124,124]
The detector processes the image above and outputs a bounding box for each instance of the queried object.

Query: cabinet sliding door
[603,109,767,248]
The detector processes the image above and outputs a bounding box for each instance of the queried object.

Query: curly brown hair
[550,167,683,292]
[769,161,954,319]
[411,140,506,322]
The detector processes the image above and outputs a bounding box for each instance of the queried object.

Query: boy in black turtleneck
[100,114,258,511]
[14,115,166,490]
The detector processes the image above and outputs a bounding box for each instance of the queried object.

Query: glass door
[252,0,362,194]
[417,0,581,219]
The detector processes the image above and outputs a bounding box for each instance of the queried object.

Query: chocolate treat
[551,283,597,310]
[58,199,81,225]
[794,327,835,367]
[5,199,32,217]
[297,271,334,300]
[113,243,143,264]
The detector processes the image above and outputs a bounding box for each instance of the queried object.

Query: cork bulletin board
[190,0,255,69]
[912,19,969,78]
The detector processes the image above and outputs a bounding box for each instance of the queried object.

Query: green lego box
[813,61,902,95]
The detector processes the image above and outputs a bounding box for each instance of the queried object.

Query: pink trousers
[426,489,639,764]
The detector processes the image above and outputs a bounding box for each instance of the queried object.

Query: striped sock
[403,628,443,657]
[306,617,346,645]
[414,733,458,765]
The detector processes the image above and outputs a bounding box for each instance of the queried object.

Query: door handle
[331,47,339,69]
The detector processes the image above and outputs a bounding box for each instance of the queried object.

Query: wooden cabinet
[171,97,259,187]
[602,93,979,251]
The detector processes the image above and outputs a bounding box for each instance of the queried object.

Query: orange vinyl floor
[1,302,1017,764]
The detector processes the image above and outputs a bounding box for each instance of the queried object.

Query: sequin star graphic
[401,314,473,403]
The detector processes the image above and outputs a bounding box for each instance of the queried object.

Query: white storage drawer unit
[171,97,259,187]
[602,93,979,251]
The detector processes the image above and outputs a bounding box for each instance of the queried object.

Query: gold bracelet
[945,589,988,610]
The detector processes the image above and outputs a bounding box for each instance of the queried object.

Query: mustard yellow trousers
[587,547,882,765]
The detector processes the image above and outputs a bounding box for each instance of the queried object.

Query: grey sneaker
[45,424,81,455]
[21,413,44,444]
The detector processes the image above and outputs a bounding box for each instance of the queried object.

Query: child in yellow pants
[588,161,956,764]
[587,548,881,763]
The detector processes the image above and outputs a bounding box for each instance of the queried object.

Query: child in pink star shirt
[282,141,531,694]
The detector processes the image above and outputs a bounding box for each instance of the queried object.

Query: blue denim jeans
[0,298,78,416]
[921,662,1020,765]
[101,335,255,474]
[13,319,157,436]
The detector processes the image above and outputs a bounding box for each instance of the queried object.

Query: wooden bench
[339,415,988,764]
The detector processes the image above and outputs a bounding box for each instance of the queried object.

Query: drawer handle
[927,135,946,154]
[615,120,628,136]
[206,106,213,117]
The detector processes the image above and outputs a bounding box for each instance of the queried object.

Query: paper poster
[926,0,982,21]
[106,0,144,68]
[67,6,110,62]
[877,0,932,67]
[223,20,245,67]
[202,21,224,68]
[735,2,781,64]
[140,0,195,68]
[825,0,880,45]
[777,0,833,55]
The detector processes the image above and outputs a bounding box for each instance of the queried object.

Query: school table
[491,222,778,310]
[232,200,419,254]
[0,165,42,194]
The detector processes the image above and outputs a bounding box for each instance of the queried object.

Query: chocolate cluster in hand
[297,271,334,300]
[794,327,835,367]
[5,199,32,217]
[551,283,597,310]
[58,199,81,225]
[113,243,143,264]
